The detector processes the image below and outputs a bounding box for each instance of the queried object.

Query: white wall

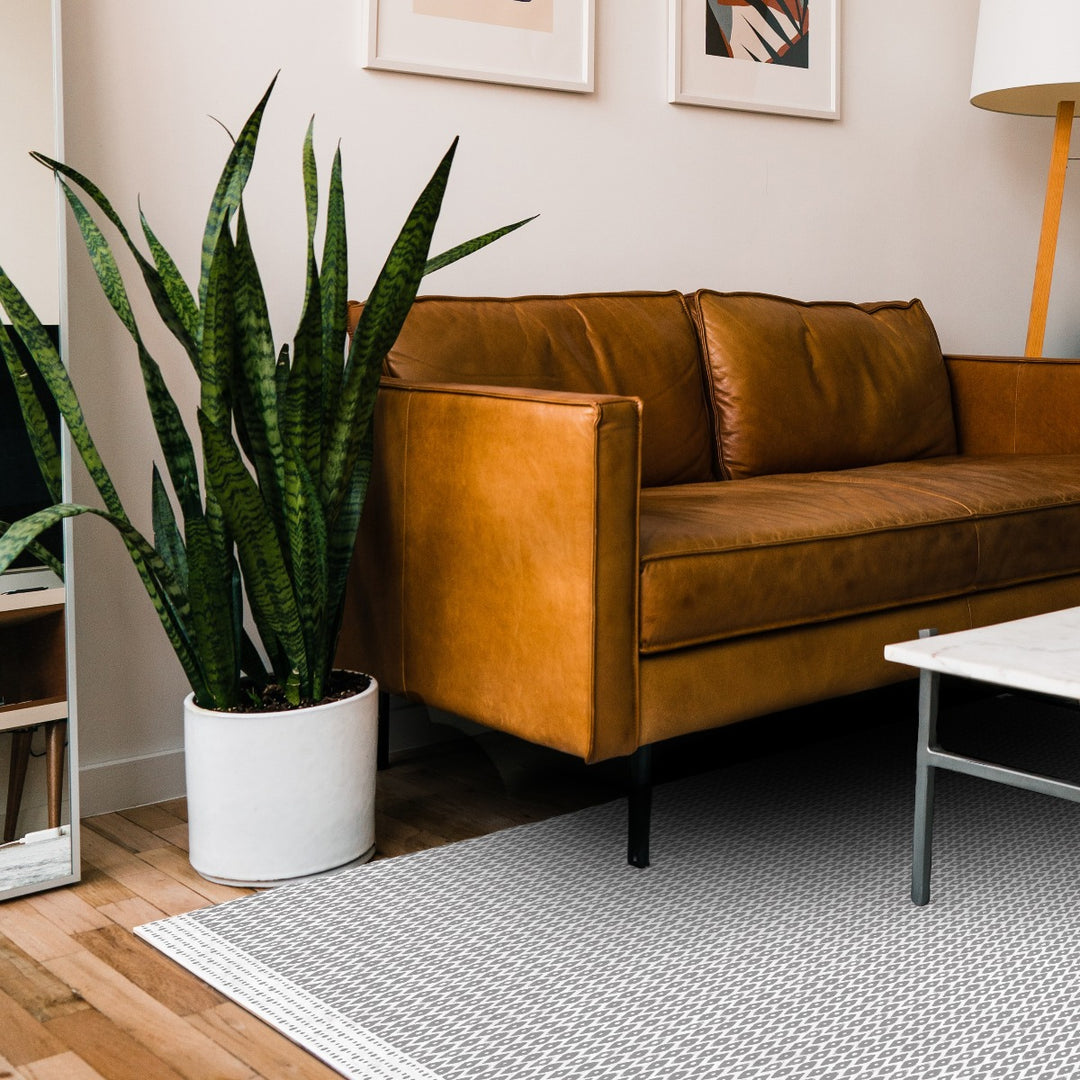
[58,0,1080,812]
[0,0,59,322]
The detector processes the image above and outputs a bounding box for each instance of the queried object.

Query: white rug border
[135,914,444,1080]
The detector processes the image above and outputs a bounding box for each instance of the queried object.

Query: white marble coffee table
[885,608,1080,905]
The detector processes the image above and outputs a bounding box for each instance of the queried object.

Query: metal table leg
[912,630,939,906]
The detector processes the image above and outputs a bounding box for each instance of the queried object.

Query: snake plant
[0,76,532,710]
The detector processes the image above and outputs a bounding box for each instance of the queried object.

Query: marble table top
[884,607,1080,701]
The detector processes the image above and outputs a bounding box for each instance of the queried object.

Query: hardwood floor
[0,689,917,1079]
[0,725,632,1080]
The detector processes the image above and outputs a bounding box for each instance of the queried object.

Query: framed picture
[669,0,840,120]
[364,0,595,93]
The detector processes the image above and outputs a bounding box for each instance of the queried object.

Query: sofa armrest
[337,379,643,763]
[945,354,1080,455]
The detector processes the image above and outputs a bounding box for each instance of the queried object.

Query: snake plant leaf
[275,343,291,412]
[200,220,235,431]
[32,153,202,370]
[58,180,204,519]
[198,75,277,321]
[139,204,201,361]
[232,207,286,535]
[0,501,209,702]
[0,264,128,522]
[323,442,370,681]
[320,143,347,459]
[286,249,324,482]
[0,327,62,504]
[240,629,270,685]
[284,447,328,698]
[198,223,237,589]
[303,118,318,251]
[229,554,269,688]
[424,214,537,278]
[184,510,240,708]
[323,138,459,519]
[151,465,188,594]
[57,179,140,340]
[0,522,64,579]
[198,410,309,688]
[292,120,325,481]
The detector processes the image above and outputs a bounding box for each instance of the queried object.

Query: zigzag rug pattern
[137,698,1080,1079]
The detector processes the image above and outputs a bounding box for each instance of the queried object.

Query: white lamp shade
[971,0,1080,115]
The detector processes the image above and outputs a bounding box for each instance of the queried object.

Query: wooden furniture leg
[627,744,653,869]
[45,719,66,830]
[4,728,33,843]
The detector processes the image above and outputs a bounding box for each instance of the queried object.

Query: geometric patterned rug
[135,694,1080,1080]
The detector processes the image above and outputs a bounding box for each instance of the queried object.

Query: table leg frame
[909,627,1080,905]
[912,660,939,906]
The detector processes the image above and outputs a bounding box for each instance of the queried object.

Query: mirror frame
[0,0,79,901]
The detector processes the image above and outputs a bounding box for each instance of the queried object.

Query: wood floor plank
[188,1003,341,1080]
[42,951,256,1080]
[72,925,224,1017]
[151,824,188,852]
[0,904,82,964]
[0,986,66,1066]
[115,805,184,835]
[16,1051,107,1080]
[154,799,187,821]
[82,814,169,855]
[374,813,453,858]
[0,726,641,1080]
[44,1010,190,1080]
[94,898,166,933]
[0,937,89,1023]
[134,847,251,905]
[67,868,133,911]
[25,892,112,938]
[78,831,210,917]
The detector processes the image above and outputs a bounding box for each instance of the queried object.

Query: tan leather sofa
[339,290,1080,864]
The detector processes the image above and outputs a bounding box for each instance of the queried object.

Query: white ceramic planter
[183,675,379,887]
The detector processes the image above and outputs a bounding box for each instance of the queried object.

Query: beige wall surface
[58,0,1080,812]
[0,0,59,323]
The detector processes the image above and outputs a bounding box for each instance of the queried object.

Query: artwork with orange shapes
[706,0,809,68]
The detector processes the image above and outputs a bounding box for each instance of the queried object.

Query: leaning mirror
[0,0,78,899]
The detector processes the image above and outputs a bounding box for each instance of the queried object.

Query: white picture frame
[669,0,840,120]
[364,0,595,94]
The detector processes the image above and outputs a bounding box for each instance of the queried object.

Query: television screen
[0,323,62,568]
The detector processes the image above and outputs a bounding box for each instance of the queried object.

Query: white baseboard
[73,701,481,819]
[78,747,186,818]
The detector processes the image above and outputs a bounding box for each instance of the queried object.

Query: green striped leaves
[1,76,531,711]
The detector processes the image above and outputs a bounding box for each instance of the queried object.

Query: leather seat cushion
[374,292,716,487]
[639,454,1080,653]
[689,291,958,479]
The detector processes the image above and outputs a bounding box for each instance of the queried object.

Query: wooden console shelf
[0,586,67,841]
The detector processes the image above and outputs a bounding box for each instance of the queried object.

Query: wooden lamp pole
[1026,100,1075,358]
[971,0,1080,359]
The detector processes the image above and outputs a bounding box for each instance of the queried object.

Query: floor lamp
[971,0,1080,358]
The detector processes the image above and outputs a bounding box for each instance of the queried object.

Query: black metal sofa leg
[377,690,391,771]
[627,744,653,868]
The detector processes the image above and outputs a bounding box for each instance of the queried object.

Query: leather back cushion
[364,292,716,487]
[689,291,958,479]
